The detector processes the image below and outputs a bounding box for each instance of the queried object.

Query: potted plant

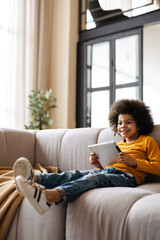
[25,88,57,130]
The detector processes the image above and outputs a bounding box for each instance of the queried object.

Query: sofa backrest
[35,125,160,173]
[35,128,103,172]
[0,125,159,174]
[148,125,160,147]
[0,128,35,166]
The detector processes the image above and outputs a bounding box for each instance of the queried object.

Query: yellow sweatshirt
[105,135,160,185]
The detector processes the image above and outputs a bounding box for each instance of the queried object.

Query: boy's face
[117,114,139,143]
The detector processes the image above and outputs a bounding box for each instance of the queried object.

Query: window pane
[87,91,109,127]
[116,86,139,101]
[143,84,160,125]
[115,35,139,85]
[86,9,96,30]
[91,42,110,88]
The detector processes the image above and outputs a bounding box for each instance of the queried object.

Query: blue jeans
[37,167,139,203]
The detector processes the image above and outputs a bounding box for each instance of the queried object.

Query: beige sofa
[1,125,160,240]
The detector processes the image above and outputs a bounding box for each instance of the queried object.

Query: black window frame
[76,9,160,128]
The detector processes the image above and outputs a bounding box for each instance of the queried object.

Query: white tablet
[88,140,121,167]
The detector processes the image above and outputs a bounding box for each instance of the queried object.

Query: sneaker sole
[13,158,33,196]
[13,157,32,178]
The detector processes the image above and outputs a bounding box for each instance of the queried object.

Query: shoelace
[29,181,46,192]
[28,169,34,181]
[29,180,51,207]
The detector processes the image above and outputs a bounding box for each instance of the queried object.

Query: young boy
[13,99,160,215]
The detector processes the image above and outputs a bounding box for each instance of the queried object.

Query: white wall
[143,23,160,124]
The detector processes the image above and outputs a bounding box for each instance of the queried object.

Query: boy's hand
[89,152,103,169]
[119,152,137,167]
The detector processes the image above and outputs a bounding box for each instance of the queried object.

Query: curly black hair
[108,99,154,135]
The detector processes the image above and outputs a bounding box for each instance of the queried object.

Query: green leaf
[25,88,57,130]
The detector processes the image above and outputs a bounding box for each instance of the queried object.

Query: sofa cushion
[35,129,68,168]
[35,128,103,172]
[98,127,122,143]
[123,194,160,240]
[0,128,35,167]
[66,187,153,240]
[59,128,102,172]
[137,182,160,193]
[16,199,66,240]
[148,125,160,147]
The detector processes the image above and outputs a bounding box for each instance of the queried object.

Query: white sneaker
[13,157,35,196]
[16,175,51,215]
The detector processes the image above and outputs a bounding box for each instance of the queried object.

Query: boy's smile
[117,114,139,143]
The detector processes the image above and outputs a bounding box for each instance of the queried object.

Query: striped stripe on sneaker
[16,176,52,215]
